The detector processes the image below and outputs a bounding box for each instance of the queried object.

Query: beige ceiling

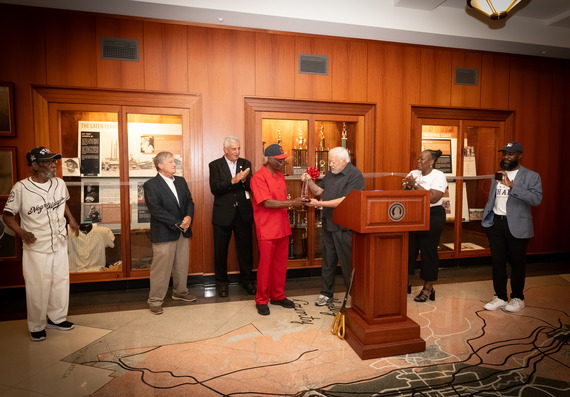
[2,0,569,59]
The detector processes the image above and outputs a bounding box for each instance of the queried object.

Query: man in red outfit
[250,144,305,316]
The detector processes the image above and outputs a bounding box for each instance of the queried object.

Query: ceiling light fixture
[467,0,522,20]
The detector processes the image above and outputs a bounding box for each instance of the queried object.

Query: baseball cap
[26,146,62,166]
[499,141,523,153]
[264,144,288,159]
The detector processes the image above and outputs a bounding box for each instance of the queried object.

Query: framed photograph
[0,146,17,199]
[0,82,15,137]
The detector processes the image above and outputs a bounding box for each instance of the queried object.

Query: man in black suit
[144,151,196,315]
[209,137,256,297]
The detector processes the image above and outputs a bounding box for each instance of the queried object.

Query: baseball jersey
[67,225,115,272]
[4,177,70,253]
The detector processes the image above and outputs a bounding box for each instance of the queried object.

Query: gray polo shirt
[318,162,365,232]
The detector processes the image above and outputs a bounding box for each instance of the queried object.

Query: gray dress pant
[321,228,352,298]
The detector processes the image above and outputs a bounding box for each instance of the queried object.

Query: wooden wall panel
[549,61,570,249]
[45,10,97,87]
[1,4,569,286]
[96,17,145,90]
[451,51,481,108]
[255,32,295,98]
[545,60,570,251]
[373,43,422,190]
[419,47,452,106]
[367,42,386,190]
[143,22,188,92]
[331,40,368,102]
[0,5,46,172]
[188,26,256,274]
[295,36,333,100]
[508,56,557,252]
[480,53,510,109]
[0,5,49,288]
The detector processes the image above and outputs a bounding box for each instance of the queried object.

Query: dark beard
[500,158,518,171]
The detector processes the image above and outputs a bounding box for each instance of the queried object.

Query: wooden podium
[333,190,431,360]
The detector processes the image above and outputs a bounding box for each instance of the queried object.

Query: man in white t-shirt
[3,147,79,341]
[481,142,542,313]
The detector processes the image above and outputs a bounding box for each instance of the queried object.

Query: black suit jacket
[209,156,253,226]
[143,173,194,243]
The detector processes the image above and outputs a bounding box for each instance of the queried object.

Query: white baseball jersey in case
[4,177,70,253]
[67,225,115,272]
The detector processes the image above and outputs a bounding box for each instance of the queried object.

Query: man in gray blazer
[481,141,542,313]
[144,151,196,314]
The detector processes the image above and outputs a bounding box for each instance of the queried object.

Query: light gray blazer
[482,166,542,239]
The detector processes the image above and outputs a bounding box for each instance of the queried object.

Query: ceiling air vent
[101,37,139,62]
[454,67,479,86]
[299,54,328,75]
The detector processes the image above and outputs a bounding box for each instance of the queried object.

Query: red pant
[255,236,288,304]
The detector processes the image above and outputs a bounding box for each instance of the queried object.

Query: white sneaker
[483,296,508,311]
[315,294,330,306]
[505,298,525,313]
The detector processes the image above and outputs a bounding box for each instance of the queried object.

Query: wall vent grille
[454,67,479,86]
[299,54,328,75]
[101,37,139,62]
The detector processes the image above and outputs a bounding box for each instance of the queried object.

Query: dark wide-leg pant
[408,205,446,282]
[321,228,353,298]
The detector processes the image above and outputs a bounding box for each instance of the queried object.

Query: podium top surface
[332,190,431,234]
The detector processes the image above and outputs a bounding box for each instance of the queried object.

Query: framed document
[0,82,15,137]
[0,147,17,199]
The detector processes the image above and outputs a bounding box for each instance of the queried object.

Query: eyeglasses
[37,159,56,165]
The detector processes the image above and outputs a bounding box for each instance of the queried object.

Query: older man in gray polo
[301,147,365,306]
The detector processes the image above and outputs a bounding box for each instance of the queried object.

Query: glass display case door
[53,104,124,280]
[259,113,362,268]
[124,107,189,277]
[413,111,508,259]
[51,103,190,281]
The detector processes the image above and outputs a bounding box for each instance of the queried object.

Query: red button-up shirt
[250,165,291,241]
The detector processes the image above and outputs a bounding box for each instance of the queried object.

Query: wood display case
[411,107,514,259]
[245,98,376,270]
[31,87,201,284]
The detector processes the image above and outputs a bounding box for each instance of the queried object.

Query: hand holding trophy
[301,167,320,202]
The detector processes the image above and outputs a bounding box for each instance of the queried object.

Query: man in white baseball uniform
[3,147,79,341]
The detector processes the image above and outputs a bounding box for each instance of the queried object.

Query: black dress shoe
[217,285,229,297]
[241,282,256,295]
[256,304,270,316]
[269,297,295,308]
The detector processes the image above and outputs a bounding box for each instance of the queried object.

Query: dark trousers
[486,215,528,301]
[213,208,254,286]
[321,228,353,298]
[408,205,446,282]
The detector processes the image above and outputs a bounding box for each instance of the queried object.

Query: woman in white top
[402,149,447,302]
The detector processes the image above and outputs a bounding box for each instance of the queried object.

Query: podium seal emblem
[388,202,405,222]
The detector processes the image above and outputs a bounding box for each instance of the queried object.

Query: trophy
[341,122,348,148]
[302,167,320,201]
[301,178,309,200]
